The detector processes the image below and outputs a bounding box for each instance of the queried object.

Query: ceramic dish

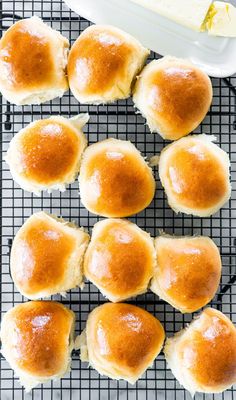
[64,0,236,77]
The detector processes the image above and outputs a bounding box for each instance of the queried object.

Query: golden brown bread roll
[0,301,75,391]
[151,235,222,313]
[164,308,236,395]
[0,16,69,105]
[133,56,213,140]
[79,138,156,217]
[10,212,90,299]
[78,303,165,383]
[5,114,88,194]
[159,134,231,216]
[84,219,155,302]
[67,24,149,104]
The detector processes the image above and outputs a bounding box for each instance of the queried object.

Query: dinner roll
[0,301,75,392]
[84,219,155,302]
[0,16,69,105]
[151,235,222,313]
[67,25,149,104]
[10,212,90,299]
[79,138,156,217]
[78,303,165,383]
[159,134,231,217]
[133,56,213,140]
[5,114,88,194]
[164,308,236,395]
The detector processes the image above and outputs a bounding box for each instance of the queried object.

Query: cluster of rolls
[9,211,222,309]
[0,14,235,397]
[0,17,213,143]
[1,17,232,217]
[1,300,236,394]
[5,120,231,218]
[1,211,236,394]
[1,16,231,218]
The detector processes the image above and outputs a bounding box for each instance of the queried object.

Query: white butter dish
[64,0,236,77]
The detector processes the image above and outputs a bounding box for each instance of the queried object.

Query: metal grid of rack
[0,0,236,399]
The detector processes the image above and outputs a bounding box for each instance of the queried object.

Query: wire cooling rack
[0,1,236,399]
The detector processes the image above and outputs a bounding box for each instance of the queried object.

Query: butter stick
[130,0,213,31]
[205,2,236,37]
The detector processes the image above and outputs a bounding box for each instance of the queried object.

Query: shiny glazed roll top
[79,303,165,383]
[0,16,69,105]
[10,212,90,299]
[79,138,156,217]
[164,308,236,395]
[68,24,149,104]
[151,235,222,312]
[159,134,231,217]
[5,114,89,194]
[84,219,156,301]
[133,56,213,140]
[0,301,75,391]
